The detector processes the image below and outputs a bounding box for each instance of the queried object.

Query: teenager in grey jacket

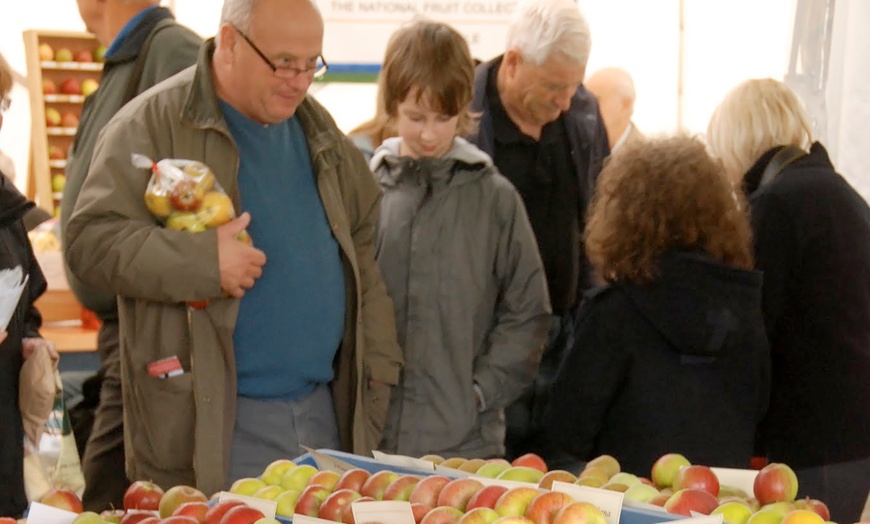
[370,21,551,459]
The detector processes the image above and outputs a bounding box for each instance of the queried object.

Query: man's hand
[217,212,266,298]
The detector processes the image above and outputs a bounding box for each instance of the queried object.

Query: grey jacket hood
[370,137,495,188]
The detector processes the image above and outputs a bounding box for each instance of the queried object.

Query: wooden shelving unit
[23,30,103,352]
[23,29,103,216]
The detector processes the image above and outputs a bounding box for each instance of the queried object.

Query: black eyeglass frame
[232,25,328,79]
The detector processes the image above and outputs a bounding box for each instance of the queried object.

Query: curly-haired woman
[546,135,770,477]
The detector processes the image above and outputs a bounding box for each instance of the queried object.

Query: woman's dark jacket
[746,142,870,468]
[546,252,770,476]
[0,172,47,517]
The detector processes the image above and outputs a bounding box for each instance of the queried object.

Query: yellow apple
[197,191,234,227]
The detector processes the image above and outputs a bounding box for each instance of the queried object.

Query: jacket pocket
[365,382,391,451]
[134,373,195,472]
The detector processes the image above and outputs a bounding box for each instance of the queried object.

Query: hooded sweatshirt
[546,251,770,475]
[371,137,551,458]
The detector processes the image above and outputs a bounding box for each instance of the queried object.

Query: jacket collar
[104,6,175,67]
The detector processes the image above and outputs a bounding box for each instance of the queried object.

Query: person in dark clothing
[546,135,770,478]
[0,51,51,519]
[468,0,609,470]
[63,0,201,511]
[707,77,870,524]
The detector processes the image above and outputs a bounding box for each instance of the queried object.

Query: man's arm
[341,140,404,385]
[65,116,224,304]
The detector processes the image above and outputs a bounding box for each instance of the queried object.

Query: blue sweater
[221,101,346,399]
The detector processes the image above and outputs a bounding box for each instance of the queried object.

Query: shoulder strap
[759,145,807,187]
[121,19,177,105]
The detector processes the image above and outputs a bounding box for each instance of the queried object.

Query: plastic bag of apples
[133,153,251,309]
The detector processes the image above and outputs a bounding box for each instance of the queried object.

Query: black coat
[746,142,870,468]
[546,252,770,476]
[0,173,47,517]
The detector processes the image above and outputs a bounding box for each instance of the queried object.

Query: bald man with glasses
[64,0,402,495]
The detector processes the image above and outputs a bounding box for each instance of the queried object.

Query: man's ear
[216,24,236,60]
[503,49,522,75]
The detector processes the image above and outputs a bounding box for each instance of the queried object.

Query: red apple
[173,500,209,522]
[60,78,81,95]
[158,485,208,518]
[672,465,720,497]
[75,50,94,62]
[170,179,205,212]
[161,517,199,524]
[335,469,372,493]
[648,493,671,507]
[794,498,830,521]
[754,463,799,505]
[467,485,509,511]
[524,492,575,524]
[552,502,607,524]
[128,518,159,524]
[0,519,16,524]
[48,145,65,160]
[384,475,422,501]
[41,487,84,513]
[511,453,548,473]
[62,111,80,128]
[409,475,452,508]
[203,500,245,524]
[360,470,400,500]
[309,470,342,491]
[342,496,376,524]
[121,512,161,524]
[219,505,265,524]
[663,488,720,516]
[411,502,433,524]
[319,489,363,522]
[651,453,691,489]
[295,484,332,517]
[43,79,57,94]
[436,478,485,511]
[494,487,542,517]
[420,506,464,524]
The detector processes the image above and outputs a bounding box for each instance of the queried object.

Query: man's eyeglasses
[0,97,10,113]
[233,25,328,80]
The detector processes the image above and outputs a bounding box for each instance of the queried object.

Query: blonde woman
[708,78,870,524]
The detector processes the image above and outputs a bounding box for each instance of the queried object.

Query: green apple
[51,174,66,193]
[609,472,640,487]
[71,512,105,524]
[475,460,512,478]
[230,477,267,496]
[55,48,73,62]
[253,485,284,500]
[280,464,319,492]
[651,453,691,489]
[496,466,544,484]
[623,483,660,503]
[713,501,753,524]
[261,458,296,486]
[275,488,301,518]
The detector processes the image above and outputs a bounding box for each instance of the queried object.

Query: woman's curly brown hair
[585,134,753,284]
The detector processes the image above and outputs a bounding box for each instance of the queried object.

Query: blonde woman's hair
[707,78,813,180]
[0,52,12,98]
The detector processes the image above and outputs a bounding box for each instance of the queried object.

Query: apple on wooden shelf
[39,42,55,61]
[60,77,81,95]
[82,78,100,96]
[52,173,67,193]
[55,47,74,62]
[62,111,80,128]
[48,145,66,160]
[76,49,94,62]
[43,79,57,94]
[46,107,62,127]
